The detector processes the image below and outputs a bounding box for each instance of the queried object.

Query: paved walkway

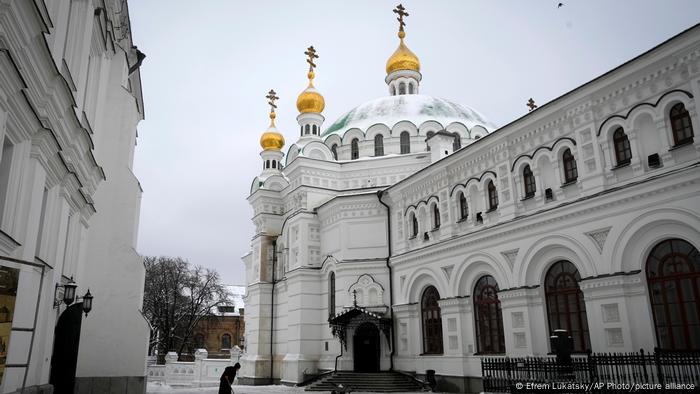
[147,382,427,394]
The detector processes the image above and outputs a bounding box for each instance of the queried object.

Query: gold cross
[527,98,537,111]
[304,46,319,72]
[266,89,279,112]
[393,4,409,32]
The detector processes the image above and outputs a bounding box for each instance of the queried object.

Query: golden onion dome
[386,31,420,74]
[296,71,325,113]
[259,112,285,151]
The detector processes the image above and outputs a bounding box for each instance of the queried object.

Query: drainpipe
[270,238,277,384]
[377,190,395,371]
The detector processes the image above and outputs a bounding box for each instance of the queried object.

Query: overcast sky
[129,1,700,286]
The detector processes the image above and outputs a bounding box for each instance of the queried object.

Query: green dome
[323,94,495,137]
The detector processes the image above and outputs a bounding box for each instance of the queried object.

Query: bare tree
[142,256,230,359]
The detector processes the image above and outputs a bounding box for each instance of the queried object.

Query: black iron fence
[481,349,700,393]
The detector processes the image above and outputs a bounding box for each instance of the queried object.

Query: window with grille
[646,238,700,350]
[421,286,443,354]
[545,261,591,352]
[474,275,505,354]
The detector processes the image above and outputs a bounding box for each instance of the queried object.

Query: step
[304,372,424,392]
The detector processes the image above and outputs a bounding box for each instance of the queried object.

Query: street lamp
[54,277,94,317]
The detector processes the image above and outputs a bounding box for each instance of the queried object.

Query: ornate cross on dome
[266,89,279,112]
[304,46,318,72]
[393,4,409,32]
[527,98,537,111]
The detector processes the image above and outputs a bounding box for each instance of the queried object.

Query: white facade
[0,0,148,393]
[242,23,700,392]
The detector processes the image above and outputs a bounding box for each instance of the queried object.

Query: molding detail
[585,226,612,253]
[500,248,519,268]
[441,265,454,281]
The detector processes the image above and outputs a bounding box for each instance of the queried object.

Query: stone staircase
[304,371,426,392]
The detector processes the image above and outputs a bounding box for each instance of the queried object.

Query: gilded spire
[260,89,285,151]
[386,4,420,74]
[296,46,325,113]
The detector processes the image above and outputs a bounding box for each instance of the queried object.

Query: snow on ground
[147,382,427,394]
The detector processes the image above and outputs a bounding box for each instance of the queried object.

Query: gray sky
[129,1,700,285]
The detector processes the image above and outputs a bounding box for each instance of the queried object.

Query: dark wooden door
[49,303,83,394]
[353,323,380,372]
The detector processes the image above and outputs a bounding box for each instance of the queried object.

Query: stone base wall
[74,376,145,394]
[6,384,53,394]
[415,373,483,394]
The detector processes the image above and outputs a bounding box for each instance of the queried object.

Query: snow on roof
[212,285,245,316]
[323,94,496,138]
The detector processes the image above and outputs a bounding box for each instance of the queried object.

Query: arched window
[545,261,590,352]
[432,203,440,229]
[265,160,270,169]
[426,131,435,151]
[351,138,359,160]
[523,165,536,198]
[408,83,414,94]
[374,134,384,156]
[562,148,578,183]
[646,239,700,350]
[300,125,303,136]
[305,124,310,135]
[271,160,277,169]
[331,144,338,160]
[329,272,336,319]
[474,275,505,354]
[453,133,461,151]
[410,213,418,238]
[458,192,468,220]
[221,333,231,349]
[613,127,632,166]
[312,125,317,135]
[391,85,396,96]
[421,286,443,354]
[670,103,694,146]
[487,180,498,211]
[399,82,406,95]
[400,131,411,154]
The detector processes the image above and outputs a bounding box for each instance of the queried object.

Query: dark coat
[218,364,240,394]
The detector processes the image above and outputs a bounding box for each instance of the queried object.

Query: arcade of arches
[414,238,700,354]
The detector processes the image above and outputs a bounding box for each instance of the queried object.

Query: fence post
[193,348,208,387]
[164,352,178,386]
[654,347,665,389]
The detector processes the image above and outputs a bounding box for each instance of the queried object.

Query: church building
[241,6,700,392]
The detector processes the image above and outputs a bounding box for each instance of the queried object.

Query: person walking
[218,363,241,394]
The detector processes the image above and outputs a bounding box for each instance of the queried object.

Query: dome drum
[385,69,422,85]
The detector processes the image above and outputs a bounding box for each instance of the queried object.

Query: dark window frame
[613,127,632,166]
[474,275,506,354]
[670,103,694,146]
[374,134,384,156]
[523,164,536,198]
[400,131,411,154]
[458,192,468,220]
[544,261,591,353]
[562,148,578,183]
[646,238,700,350]
[432,203,440,229]
[351,138,359,160]
[487,180,498,211]
[421,286,444,355]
